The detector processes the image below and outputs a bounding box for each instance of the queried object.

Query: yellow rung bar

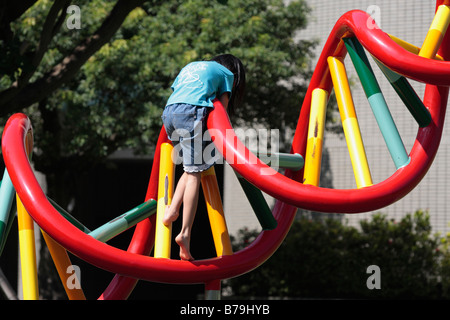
[303,88,329,186]
[17,195,39,300]
[419,4,450,59]
[41,231,86,300]
[327,56,373,188]
[201,167,233,257]
[388,34,444,60]
[154,143,175,259]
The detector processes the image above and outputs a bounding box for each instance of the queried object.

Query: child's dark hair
[210,54,246,116]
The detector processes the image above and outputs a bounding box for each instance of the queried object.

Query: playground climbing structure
[1,1,449,300]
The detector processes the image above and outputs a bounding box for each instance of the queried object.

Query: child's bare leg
[163,173,187,225]
[175,171,201,261]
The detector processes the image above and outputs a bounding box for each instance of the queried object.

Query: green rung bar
[234,171,277,231]
[257,152,304,171]
[373,57,431,128]
[49,197,157,243]
[48,197,91,233]
[344,37,410,169]
[0,169,16,256]
[88,199,157,242]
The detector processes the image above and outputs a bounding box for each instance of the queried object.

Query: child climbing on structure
[161,54,246,260]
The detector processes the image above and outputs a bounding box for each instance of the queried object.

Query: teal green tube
[0,169,16,255]
[88,199,157,243]
[374,58,431,127]
[344,37,409,169]
[368,93,411,167]
[0,201,16,257]
[235,172,277,230]
[48,197,91,233]
[257,152,304,171]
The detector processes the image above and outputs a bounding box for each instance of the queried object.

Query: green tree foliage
[439,230,450,297]
[1,0,315,174]
[226,211,449,299]
[0,0,146,115]
[0,1,315,298]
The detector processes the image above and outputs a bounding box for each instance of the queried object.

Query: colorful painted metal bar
[0,170,14,245]
[88,199,157,243]
[201,166,233,256]
[388,34,444,60]
[419,4,450,59]
[234,171,277,230]
[344,37,409,169]
[48,197,91,233]
[16,130,39,300]
[17,195,39,300]
[303,88,328,186]
[327,56,373,188]
[0,169,17,255]
[373,57,431,127]
[0,201,16,257]
[41,230,86,300]
[99,126,169,300]
[204,279,221,300]
[154,142,175,259]
[257,152,304,171]
[3,5,450,291]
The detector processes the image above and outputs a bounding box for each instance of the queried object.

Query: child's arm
[219,92,230,110]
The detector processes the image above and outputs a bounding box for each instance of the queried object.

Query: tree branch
[0,1,70,109]
[0,0,145,116]
[18,1,70,88]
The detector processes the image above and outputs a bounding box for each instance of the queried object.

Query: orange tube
[328,56,373,188]
[41,231,86,300]
[201,167,232,257]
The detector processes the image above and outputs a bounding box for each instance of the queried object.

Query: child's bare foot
[175,233,194,261]
[163,205,178,225]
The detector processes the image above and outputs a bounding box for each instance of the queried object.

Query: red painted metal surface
[2,113,296,290]
[208,9,449,213]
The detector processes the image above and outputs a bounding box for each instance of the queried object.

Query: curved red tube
[98,127,168,299]
[2,113,296,285]
[206,10,449,214]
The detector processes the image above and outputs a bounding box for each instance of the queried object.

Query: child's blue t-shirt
[166,61,234,108]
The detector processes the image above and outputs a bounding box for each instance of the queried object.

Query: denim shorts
[162,103,215,172]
